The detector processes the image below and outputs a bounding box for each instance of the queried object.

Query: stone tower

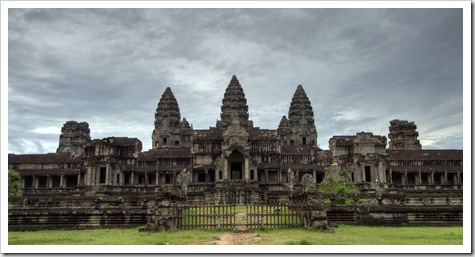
[388,119,422,150]
[217,75,253,130]
[151,87,191,149]
[56,121,91,156]
[279,85,318,147]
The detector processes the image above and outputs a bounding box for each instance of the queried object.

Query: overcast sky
[7,7,464,154]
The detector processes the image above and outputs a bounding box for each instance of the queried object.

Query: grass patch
[253,225,462,245]
[8,225,462,245]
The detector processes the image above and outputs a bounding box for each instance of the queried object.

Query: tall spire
[283,84,318,146]
[220,75,251,128]
[154,87,181,129]
[288,85,315,127]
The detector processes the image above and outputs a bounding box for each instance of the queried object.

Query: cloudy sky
[7,6,464,154]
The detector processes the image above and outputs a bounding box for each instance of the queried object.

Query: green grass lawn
[253,225,463,245]
[8,225,462,245]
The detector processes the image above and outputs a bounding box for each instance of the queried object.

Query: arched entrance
[229,150,244,180]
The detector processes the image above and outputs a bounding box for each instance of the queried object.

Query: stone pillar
[430,172,435,185]
[34,175,39,189]
[21,177,25,189]
[105,166,110,186]
[403,172,408,185]
[131,172,135,185]
[156,172,159,185]
[418,172,422,185]
[47,175,52,189]
[60,175,65,188]
[313,170,316,183]
[254,169,258,182]
[223,158,229,180]
[456,172,461,185]
[388,170,393,184]
[205,169,209,183]
[265,169,269,183]
[86,167,91,185]
[444,172,448,185]
[77,173,81,187]
[244,158,249,182]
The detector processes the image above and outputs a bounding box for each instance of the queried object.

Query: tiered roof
[220,75,250,127]
[155,87,181,129]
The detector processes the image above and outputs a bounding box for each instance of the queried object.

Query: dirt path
[213,208,261,245]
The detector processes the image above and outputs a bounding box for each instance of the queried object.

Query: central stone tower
[278,85,318,147]
[217,75,253,182]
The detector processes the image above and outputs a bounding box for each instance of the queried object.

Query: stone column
[388,170,393,184]
[265,169,269,183]
[244,158,249,182]
[254,169,258,182]
[33,175,38,189]
[313,170,317,183]
[223,157,229,180]
[444,172,448,185]
[21,177,25,189]
[86,167,91,185]
[205,169,209,183]
[60,175,64,188]
[131,172,135,185]
[430,172,435,185]
[77,173,81,187]
[47,175,52,188]
[418,172,422,185]
[156,172,159,185]
[105,166,110,185]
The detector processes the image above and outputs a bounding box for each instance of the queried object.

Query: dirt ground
[213,208,261,245]
[213,231,261,245]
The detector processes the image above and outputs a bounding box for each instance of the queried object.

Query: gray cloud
[7,8,464,153]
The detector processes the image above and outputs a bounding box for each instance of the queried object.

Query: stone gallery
[8,75,463,230]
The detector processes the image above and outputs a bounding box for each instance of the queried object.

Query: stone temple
[8,75,463,202]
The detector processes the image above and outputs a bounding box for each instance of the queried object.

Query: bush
[9,169,23,197]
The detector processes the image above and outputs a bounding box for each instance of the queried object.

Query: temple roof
[15,168,82,175]
[249,129,279,140]
[192,129,223,140]
[9,153,80,163]
[138,150,159,161]
[390,165,462,173]
[388,150,463,161]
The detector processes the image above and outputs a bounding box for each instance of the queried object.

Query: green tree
[318,167,358,204]
[8,169,23,197]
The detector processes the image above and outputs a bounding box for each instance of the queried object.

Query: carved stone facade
[8,75,463,199]
[56,121,91,156]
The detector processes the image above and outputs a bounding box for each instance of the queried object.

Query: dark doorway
[392,173,402,185]
[24,176,34,189]
[229,151,244,180]
[364,166,371,182]
[99,167,107,184]
[198,172,206,183]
